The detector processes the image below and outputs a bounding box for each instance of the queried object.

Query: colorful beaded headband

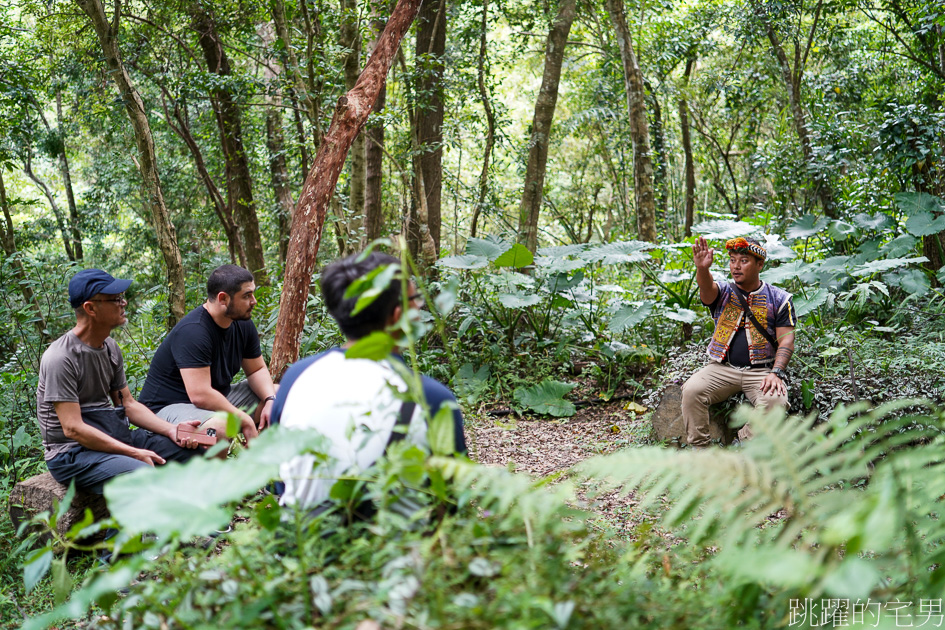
[725,237,767,261]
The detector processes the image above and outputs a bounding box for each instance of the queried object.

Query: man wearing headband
[682,236,797,447]
[36,269,202,495]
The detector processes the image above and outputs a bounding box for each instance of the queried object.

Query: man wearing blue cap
[36,269,201,495]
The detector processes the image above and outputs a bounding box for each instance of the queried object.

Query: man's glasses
[89,295,127,304]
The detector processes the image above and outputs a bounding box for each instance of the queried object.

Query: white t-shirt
[278,351,428,509]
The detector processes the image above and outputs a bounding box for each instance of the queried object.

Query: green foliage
[514,379,577,417]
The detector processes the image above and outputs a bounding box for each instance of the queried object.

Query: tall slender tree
[363,10,389,245]
[341,0,365,254]
[74,0,186,327]
[517,0,578,252]
[606,0,657,242]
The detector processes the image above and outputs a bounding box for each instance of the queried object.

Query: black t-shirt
[707,285,795,367]
[138,306,262,411]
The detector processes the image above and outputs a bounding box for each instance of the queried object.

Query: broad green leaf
[821,558,881,599]
[433,276,460,316]
[51,557,70,605]
[498,293,542,309]
[851,256,928,276]
[761,261,810,284]
[827,220,857,241]
[820,347,843,357]
[466,236,510,260]
[609,301,655,333]
[794,289,829,317]
[348,264,400,316]
[546,270,584,293]
[428,404,457,456]
[345,331,396,360]
[786,214,829,240]
[851,212,891,231]
[494,243,534,268]
[534,257,587,273]
[56,481,77,521]
[717,548,820,589]
[105,427,330,538]
[664,308,698,323]
[881,234,918,258]
[255,494,281,531]
[898,268,931,296]
[658,270,691,283]
[437,255,488,270]
[514,380,577,417]
[905,211,945,237]
[24,545,52,593]
[580,241,651,265]
[693,219,757,240]
[453,363,490,402]
[895,191,945,217]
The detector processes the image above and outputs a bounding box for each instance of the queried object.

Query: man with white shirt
[271,252,466,512]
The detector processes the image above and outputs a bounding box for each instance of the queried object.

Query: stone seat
[650,384,746,446]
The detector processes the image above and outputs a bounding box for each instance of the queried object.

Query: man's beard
[225,303,253,321]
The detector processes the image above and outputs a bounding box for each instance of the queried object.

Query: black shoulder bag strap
[732,285,779,350]
[385,400,417,448]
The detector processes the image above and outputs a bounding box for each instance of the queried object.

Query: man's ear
[386,304,403,328]
[216,291,230,305]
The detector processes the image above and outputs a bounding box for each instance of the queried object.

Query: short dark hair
[207,265,255,299]
[321,252,403,340]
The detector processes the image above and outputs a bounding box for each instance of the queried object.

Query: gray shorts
[155,380,261,426]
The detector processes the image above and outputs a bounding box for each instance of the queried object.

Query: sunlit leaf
[498,293,542,309]
[851,256,928,276]
[24,545,52,593]
[428,404,457,456]
[537,244,586,258]
[693,219,758,240]
[345,331,396,360]
[827,220,857,241]
[664,307,698,323]
[437,255,488,270]
[494,243,534,268]
[851,212,891,231]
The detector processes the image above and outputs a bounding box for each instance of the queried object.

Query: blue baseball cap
[68,269,132,308]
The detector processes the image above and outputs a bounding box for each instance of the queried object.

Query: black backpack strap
[732,285,779,349]
[385,400,416,448]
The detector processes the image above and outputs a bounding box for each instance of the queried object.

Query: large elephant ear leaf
[494,243,534,268]
[514,380,577,417]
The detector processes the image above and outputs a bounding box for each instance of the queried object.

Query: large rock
[8,472,109,541]
[650,384,736,445]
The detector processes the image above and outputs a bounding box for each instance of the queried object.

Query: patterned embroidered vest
[706,282,794,366]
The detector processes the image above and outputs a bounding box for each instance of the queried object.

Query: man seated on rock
[682,236,798,448]
[38,270,202,495]
[272,251,467,513]
[138,265,276,443]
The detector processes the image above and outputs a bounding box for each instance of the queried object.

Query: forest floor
[465,393,657,535]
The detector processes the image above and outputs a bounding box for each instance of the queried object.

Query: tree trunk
[341,0,365,254]
[0,169,48,341]
[55,90,82,260]
[191,7,269,284]
[516,0,577,252]
[412,0,446,255]
[74,0,186,327]
[270,0,319,135]
[269,0,424,380]
[756,5,836,218]
[259,22,296,266]
[679,56,696,237]
[648,88,669,215]
[606,0,657,242]
[364,12,388,245]
[470,0,496,238]
[22,152,75,261]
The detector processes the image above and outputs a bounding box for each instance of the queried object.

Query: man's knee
[681,376,711,408]
[756,392,789,411]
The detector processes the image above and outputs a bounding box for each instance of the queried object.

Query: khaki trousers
[681,362,788,447]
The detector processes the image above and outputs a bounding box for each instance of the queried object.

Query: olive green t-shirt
[36,332,126,461]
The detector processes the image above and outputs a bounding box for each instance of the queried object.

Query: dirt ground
[465,398,654,533]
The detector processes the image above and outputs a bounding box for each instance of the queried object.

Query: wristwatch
[770,367,789,384]
[263,395,276,404]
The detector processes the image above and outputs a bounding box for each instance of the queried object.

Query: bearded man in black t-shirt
[139,265,277,442]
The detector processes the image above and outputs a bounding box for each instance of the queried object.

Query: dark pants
[47,430,200,495]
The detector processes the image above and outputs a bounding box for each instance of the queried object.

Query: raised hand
[692,236,715,270]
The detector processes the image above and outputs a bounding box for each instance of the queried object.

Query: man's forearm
[246,367,276,401]
[124,400,175,438]
[774,346,793,370]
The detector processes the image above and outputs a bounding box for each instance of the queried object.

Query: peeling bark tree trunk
[341,0,364,254]
[606,0,657,242]
[364,12,388,245]
[755,2,836,218]
[470,0,495,238]
[516,0,577,252]
[679,56,696,237]
[0,169,48,341]
[192,7,269,284]
[412,0,446,255]
[75,0,186,327]
[269,0,424,379]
